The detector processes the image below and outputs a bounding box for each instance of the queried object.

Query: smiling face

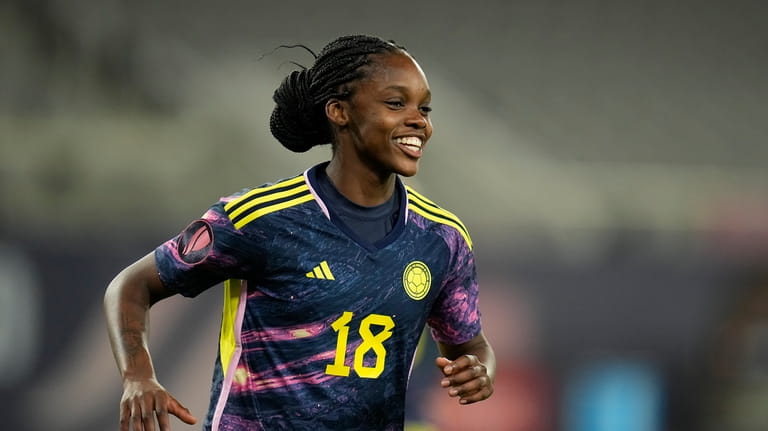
[327,51,433,179]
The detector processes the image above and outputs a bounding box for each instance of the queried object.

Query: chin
[396,160,420,177]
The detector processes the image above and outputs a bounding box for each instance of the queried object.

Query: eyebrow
[383,85,432,98]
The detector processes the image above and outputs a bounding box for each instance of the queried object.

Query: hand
[435,355,494,405]
[120,378,197,431]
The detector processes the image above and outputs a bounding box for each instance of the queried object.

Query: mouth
[394,136,424,158]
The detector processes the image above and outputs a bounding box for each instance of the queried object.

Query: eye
[419,106,433,114]
[385,100,405,109]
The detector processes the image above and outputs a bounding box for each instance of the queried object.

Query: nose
[405,108,428,129]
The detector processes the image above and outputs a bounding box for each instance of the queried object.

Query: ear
[325,98,349,127]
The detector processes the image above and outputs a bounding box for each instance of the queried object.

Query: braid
[270,35,406,153]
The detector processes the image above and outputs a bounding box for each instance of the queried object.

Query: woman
[105,34,495,431]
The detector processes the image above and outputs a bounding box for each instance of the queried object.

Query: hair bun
[269,69,328,153]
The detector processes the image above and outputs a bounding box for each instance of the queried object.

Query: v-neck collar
[303,162,409,253]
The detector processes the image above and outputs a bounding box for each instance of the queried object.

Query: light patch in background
[0,243,42,388]
[563,359,663,431]
[0,244,40,387]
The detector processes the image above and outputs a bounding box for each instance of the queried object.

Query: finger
[140,396,156,431]
[439,358,480,387]
[119,401,131,431]
[434,357,452,374]
[441,354,478,377]
[448,374,491,397]
[169,396,198,425]
[448,375,483,394]
[449,354,479,372]
[130,399,144,431]
[448,374,494,405]
[458,384,494,405]
[445,363,487,386]
[154,393,170,431]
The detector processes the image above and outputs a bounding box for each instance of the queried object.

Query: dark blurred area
[1,1,767,430]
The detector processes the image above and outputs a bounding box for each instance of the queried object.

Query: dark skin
[105,50,494,431]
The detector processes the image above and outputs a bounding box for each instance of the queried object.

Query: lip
[394,135,426,158]
[394,134,427,141]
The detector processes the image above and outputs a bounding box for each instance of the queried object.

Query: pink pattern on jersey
[410,213,482,346]
[240,321,328,343]
[231,339,364,393]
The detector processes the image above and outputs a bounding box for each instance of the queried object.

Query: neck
[325,158,396,207]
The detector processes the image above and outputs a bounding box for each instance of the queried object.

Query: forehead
[358,52,430,94]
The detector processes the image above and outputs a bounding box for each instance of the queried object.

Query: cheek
[356,110,384,132]
[367,115,398,139]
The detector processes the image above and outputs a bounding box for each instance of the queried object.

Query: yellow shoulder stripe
[224,175,305,212]
[232,192,313,229]
[224,175,313,229]
[406,186,470,233]
[228,183,308,220]
[406,186,473,250]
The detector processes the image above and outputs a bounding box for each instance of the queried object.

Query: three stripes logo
[306,261,335,280]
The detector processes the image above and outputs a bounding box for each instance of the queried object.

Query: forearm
[104,253,169,383]
[104,274,156,382]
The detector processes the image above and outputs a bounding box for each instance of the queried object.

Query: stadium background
[1,1,767,430]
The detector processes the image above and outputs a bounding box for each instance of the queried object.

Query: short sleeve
[426,232,482,345]
[154,200,263,297]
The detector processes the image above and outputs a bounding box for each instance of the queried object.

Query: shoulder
[221,173,314,230]
[405,185,473,251]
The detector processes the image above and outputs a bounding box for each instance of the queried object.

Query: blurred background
[2,0,767,430]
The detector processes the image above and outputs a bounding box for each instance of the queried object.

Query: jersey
[154,162,482,431]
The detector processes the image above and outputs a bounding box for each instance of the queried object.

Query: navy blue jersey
[155,163,482,431]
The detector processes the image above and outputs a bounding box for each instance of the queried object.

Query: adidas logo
[305,261,335,280]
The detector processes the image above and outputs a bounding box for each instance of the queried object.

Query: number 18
[325,311,395,379]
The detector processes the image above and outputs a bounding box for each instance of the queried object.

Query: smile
[394,136,423,151]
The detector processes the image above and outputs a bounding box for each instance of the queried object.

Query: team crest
[403,261,431,300]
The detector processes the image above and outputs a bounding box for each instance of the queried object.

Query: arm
[104,252,197,431]
[435,330,495,405]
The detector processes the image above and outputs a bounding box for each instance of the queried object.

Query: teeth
[394,137,423,148]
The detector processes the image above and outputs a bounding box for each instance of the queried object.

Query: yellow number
[354,314,395,378]
[325,312,395,379]
[324,311,353,376]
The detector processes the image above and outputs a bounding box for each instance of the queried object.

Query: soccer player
[105,34,496,431]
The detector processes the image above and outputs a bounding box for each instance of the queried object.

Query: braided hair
[269,35,407,153]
